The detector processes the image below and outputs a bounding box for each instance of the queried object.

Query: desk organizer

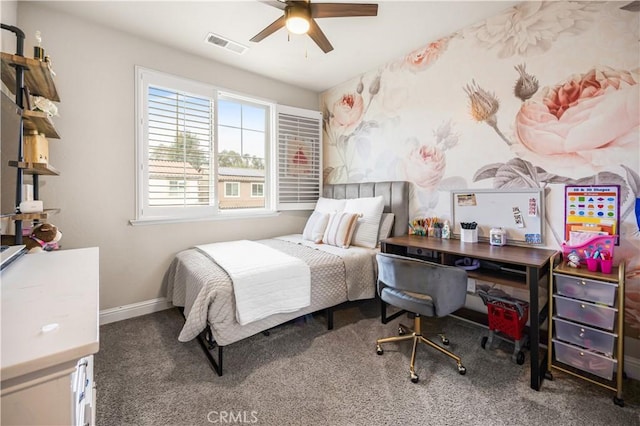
[561,235,616,264]
[460,228,478,243]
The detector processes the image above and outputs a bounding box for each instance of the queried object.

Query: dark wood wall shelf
[1,52,60,101]
[23,109,60,138]
[1,25,61,245]
[8,161,60,176]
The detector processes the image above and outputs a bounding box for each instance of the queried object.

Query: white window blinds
[147,86,212,208]
[276,105,322,210]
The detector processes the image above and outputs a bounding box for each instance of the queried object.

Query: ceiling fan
[250,1,378,53]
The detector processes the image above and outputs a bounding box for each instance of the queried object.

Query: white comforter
[196,240,310,325]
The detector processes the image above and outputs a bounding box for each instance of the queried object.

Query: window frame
[251,182,264,198]
[134,67,279,224]
[224,182,241,198]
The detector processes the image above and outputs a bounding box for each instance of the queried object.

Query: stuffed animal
[24,223,62,253]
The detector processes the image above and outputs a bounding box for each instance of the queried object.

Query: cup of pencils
[460,221,478,243]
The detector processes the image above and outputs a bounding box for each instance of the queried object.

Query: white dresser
[1,247,99,425]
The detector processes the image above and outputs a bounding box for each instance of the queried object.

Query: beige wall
[10,2,318,310]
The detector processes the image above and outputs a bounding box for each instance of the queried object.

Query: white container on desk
[460,228,478,243]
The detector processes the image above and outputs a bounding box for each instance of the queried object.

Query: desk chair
[375,253,468,383]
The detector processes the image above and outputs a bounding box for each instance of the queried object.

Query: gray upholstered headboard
[322,181,409,237]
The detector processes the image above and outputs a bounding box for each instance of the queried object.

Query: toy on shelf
[24,223,61,253]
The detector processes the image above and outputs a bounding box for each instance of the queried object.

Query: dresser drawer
[554,273,617,306]
[553,295,617,330]
[553,339,617,380]
[554,317,617,355]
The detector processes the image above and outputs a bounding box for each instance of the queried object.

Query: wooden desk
[381,235,558,391]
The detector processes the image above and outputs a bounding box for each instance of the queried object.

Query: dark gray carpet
[95,301,640,425]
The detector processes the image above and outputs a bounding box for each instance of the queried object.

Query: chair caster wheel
[376,345,383,355]
[458,364,467,375]
[480,336,488,350]
[441,337,450,346]
[410,372,419,383]
[398,327,406,336]
[544,371,553,381]
[613,396,624,407]
[516,351,525,365]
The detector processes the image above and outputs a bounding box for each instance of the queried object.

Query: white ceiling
[40,0,520,92]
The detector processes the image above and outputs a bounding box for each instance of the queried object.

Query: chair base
[376,315,466,382]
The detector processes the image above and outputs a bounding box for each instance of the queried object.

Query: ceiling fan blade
[307,19,333,53]
[250,15,286,42]
[310,3,378,18]
[260,0,287,11]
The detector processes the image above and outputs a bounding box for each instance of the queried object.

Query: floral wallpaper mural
[320,1,640,340]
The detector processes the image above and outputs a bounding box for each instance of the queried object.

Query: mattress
[164,234,377,346]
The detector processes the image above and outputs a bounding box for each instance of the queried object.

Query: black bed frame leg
[196,333,223,376]
[326,307,334,330]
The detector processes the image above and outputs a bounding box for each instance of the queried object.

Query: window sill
[129,211,281,226]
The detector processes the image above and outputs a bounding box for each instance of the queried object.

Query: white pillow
[377,213,395,245]
[302,211,330,243]
[344,195,385,249]
[322,212,360,249]
[314,197,347,214]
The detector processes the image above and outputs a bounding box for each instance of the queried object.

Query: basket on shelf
[561,235,616,264]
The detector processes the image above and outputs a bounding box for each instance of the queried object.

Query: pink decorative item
[586,258,599,273]
[600,259,613,274]
[561,235,616,265]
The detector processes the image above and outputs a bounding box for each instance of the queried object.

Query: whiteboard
[450,188,545,246]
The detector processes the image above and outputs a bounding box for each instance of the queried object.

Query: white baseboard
[624,355,640,381]
[99,297,172,325]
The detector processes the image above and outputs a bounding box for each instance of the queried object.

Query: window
[135,67,321,223]
[168,180,186,196]
[251,183,264,197]
[224,182,240,198]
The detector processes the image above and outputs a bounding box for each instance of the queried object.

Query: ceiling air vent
[205,33,248,55]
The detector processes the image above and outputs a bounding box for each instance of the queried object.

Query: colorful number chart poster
[564,185,620,244]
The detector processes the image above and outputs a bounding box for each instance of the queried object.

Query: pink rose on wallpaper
[330,93,364,134]
[402,38,449,73]
[405,144,446,190]
[514,67,639,169]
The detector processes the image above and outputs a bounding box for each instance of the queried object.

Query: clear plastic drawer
[554,317,617,356]
[555,273,618,306]
[553,295,617,331]
[553,339,617,380]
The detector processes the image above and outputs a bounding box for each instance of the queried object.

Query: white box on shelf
[19,200,43,213]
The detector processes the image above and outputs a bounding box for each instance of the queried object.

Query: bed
[164,181,409,375]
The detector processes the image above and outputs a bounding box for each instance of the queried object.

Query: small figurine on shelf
[566,251,581,268]
[442,220,451,239]
[33,30,45,61]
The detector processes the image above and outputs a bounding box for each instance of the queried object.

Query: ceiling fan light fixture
[285,6,310,34]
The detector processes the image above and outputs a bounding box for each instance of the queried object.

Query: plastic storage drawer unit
[553,295,617,331]
[553,339,617,380]
[555,273,618,306]
[553,317,617,356]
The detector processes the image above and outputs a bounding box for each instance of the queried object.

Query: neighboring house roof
[218,167,264,177]
[148,161,264,182]
[218,167,264,182]
[148,160,204,179]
